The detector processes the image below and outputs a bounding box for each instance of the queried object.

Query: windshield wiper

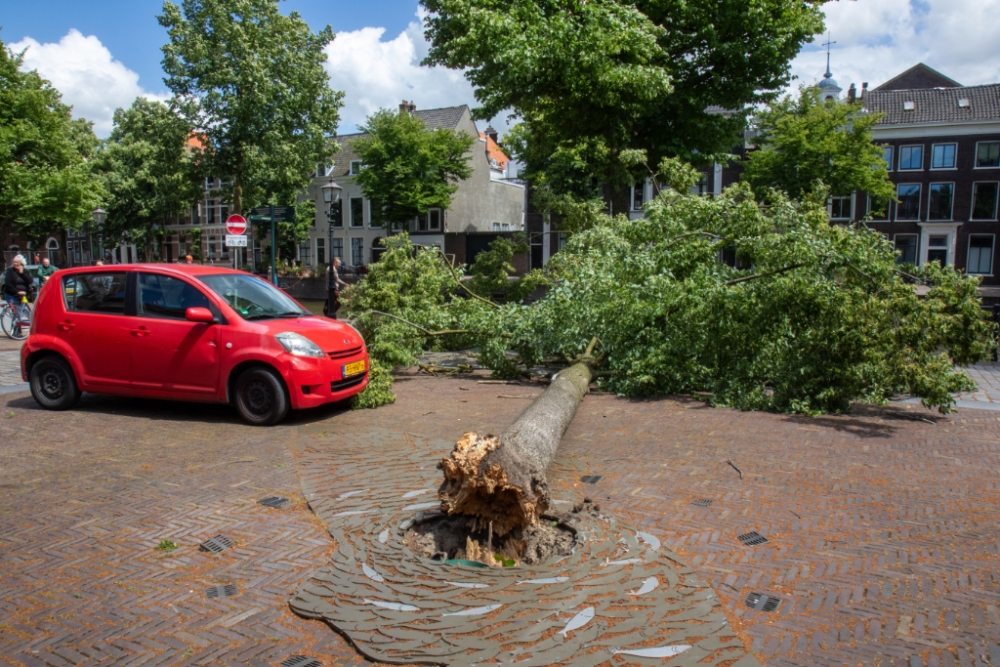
[244,311,304,321]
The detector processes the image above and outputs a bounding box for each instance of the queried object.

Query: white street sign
[225,234,248,247]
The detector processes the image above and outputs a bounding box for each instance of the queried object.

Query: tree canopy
[0,37,103,241]
[422,0,827,210]
[743,86,895,204]
[351,160,993,415]
[159,0,343,215]
[92,98,203,258]
[352,109,474,229]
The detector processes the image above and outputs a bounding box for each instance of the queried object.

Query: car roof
[57,264,249,278]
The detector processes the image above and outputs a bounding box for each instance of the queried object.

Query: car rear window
[62,273,127,314]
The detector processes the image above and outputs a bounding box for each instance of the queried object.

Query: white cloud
[790,0,1000,95]
[325,9,508,136]
[10,29,167,137]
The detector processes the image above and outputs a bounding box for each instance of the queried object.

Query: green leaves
[352,109,474,228]
[0,39,104,238]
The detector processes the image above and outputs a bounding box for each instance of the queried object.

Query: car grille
[331,373,367,393]
[329,346,363,360]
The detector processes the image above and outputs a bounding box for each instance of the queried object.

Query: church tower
[817,34,842,102]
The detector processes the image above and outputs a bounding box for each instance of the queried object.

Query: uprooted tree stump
[438,338,599,540]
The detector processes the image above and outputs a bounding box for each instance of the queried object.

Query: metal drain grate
[691,498,713,507]
[580,475,603,484]
[199,535,234,553]
[258,496,291,509]
[280,657,322,667]
[204,584,239,599]
[737,531,769,546]
[744,592,781,612]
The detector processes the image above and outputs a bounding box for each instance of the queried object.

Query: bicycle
[1,293,33,341]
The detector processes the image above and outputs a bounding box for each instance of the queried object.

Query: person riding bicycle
[3,254,34,325]
[36,257,57,284]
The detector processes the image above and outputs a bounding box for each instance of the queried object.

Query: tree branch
[365,310,511,339]
[436,249,499,308]
[724,263,806,286]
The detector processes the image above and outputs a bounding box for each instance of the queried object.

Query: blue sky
[5,0,1000,138]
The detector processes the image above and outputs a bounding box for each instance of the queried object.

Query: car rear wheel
[234,367,289,426]
[29,355,80,411]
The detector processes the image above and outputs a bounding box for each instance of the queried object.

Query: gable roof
[480,132,510,171]
[864,84,1000,125]
[874,63,962,91]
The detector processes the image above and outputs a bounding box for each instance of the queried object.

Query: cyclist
[3,254,34,328]
[36,257,57,285]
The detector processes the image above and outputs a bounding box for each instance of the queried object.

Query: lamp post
[321,178,343,313]
[91,207,106,265]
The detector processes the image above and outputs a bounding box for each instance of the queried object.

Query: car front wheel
[29,355,81,411]
[234,367,289,426]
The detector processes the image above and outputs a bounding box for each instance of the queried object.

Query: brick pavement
[0,392,367,667]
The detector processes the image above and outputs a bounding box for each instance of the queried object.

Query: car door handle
[58,321,75,331]
[131,327,150,337]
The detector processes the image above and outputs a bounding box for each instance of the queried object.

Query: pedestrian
[95,260,105,266]
[184,254,194,264]
[3,254,34,327]
[36,257,57,285]
[324,256,348,319]
[33,253,41,265]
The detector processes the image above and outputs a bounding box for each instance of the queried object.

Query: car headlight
[275,332,325,358]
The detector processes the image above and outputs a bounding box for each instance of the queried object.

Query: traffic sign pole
[270,204,277,286]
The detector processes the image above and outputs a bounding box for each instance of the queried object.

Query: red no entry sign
[226,214,247,235]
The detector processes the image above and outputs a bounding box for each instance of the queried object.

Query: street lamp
[322,178,343,315]
[91,207,106,265]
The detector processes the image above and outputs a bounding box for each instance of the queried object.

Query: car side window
[138,273,212,319]
[62,273,128,314]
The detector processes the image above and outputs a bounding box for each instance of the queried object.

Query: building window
[899,145,923,170]
[502,223,511,231]
[881,146,893,171]
[428,209,441,231]
[968,235,994,275]
[350,198,364,227]
[894,235,918,264]
[370,201,384,228]
[207,236,217,260]
[927,235,949,265]
[931,143,957,169]
[493,223,501,232]
[331,238,343,261]
[351,238,364,266]
[207,200,216,224]
[896,184,921,220]
[868,195,890,220]
[316,238,326,265]
[830,196,851,220]
[298,239,311,266]
[315,163,331,177]
[632,182,644,210]
[205,176,220,190]
[350,160,362,175]
[972,182,999,220]
[691,174,709,196]
[928,183,954,220]
[329,200,343,228]
[976,142,1000,168]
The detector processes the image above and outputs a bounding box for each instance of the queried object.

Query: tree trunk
[439,359,594,536]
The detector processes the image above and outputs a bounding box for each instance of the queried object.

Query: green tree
[422,0,826,212]
[159,0,343,215]
[352,109,474,228]
[93,98,203,259]
[0,38,103,242]
[743,86,895,205]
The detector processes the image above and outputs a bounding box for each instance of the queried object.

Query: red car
[20,264,368,425]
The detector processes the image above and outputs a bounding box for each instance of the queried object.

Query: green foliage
[352,109,474,228]
[467,233,547,303]
[159,0,343,214]
[352,360,397,409]
[0,38,104,239]
[156,539,179,552]
[355,176,992,415]
[424,0,825,205]
[271,198,315,261]
[92,98,202,257]
[743,87,896,204]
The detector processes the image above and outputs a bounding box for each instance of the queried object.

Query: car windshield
[198,274,308,320]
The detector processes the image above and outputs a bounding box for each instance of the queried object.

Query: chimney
[399,100,410,114]
[408,101,416,113]
[485,125,498,144]
[847,83,856,103]
[861,82,868,101]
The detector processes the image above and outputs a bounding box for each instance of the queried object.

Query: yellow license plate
[343,360,365,377]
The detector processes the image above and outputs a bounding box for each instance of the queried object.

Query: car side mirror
[185,307,215,323]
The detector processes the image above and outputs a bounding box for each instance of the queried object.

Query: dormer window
[903,101,915,111]
[350,160,362,176]
[958,98,970,108]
